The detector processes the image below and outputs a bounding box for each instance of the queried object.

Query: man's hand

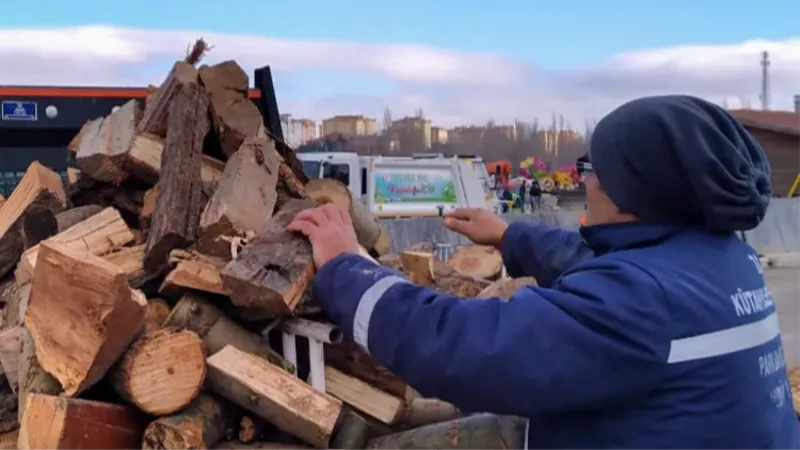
[286,203,360,268]
[443,208,509,247]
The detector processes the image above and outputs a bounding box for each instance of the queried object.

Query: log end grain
[113,327,206,415]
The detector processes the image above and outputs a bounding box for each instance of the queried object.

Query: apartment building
[279,114,317,147]
[430,126,449,145]
[321,115,377,136]
[391,116,432,150]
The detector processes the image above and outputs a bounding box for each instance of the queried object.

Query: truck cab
[298,152,500,218]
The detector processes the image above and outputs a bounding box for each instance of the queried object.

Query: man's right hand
[443,208,509,247]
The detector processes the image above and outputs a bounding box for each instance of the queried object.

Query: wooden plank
[206,345,342,448]
[325,366,404,425]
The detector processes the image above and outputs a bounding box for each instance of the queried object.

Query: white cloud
[1,25,798,127]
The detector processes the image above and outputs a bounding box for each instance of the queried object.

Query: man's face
[584,172,618,226]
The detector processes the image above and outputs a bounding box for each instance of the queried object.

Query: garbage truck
[298,152,502,218]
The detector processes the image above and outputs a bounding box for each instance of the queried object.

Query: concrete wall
[381,198,799,254]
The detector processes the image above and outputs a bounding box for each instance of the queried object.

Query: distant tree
[382,107,393,133]
[414,107,425,119]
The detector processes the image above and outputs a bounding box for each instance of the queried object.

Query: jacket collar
[579,222,685,255]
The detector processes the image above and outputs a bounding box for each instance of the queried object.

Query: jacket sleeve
[313,252,671,418]
[500,222,593,286]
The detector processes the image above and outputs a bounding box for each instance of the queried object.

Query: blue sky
[2,1,799,124]
[5,0,798,68]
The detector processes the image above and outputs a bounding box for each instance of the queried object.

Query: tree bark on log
[109,327,206,415]
[143,78,209,271]
[16,207,135,284]
[17,327,61,423]
[18,393,144,450]
[477,277,537,300]
[198,137,279,259]
[136,61,200,138]
[0,327,21,393]
[324,341,407,399]
[55,205,104,232]
[366,414,527,449]
[165,294,293,373]
[220,199,316,317]
[304,179,391,255]
[74,99,140,183]
[198,61,263,157]
[0,162,66,279]
[142,393,237,450]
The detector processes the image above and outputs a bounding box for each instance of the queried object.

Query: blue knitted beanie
[590,95,771,232]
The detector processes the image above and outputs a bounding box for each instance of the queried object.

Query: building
[730,108,800,196]
[448,123,518,146]
[321,115,377,137]
[279,114,317,148]
[390,116,432,150]
[430,126,449,145]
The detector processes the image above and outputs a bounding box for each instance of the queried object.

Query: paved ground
[768,268,800,366]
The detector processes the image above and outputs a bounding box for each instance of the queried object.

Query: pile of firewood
[0,41,531,450]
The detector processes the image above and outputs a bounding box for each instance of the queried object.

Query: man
[287,96,800,448]
[529,179,542,212]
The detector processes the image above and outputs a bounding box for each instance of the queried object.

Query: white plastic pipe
[283,319,343,345]
[307,339,326,393]
[281,332,297,369]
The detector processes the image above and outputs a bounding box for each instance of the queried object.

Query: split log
[145,298,171,333]
[25,242,147,396]
[142,393,237,450]
[380,253,490,297]
[0,282,29,330]
[397,398,462,428]
[125,132,163,183]
[366,414,527,449]
[305,179,391,255]
[0,162,66,278]
[0,327,21,393]
[16,207,135,284]
[325,341,407,399]
[0,429,16,450]
[330,409,373,449]
[140,184,158,231]
[220,198,316,317]
[165,294,293,373]
[199,60,263,156]
[104,244,159,288]
[447,245,503,280]
[325,366,404,425]
[54,204,103,232]
[239,415,267,443]
[216,442,312,450]
[18,393,144,450]
[126,134,227,186]
[198,137,279,259]
[144,78,209,271]
[109,327,206,415]
[400,251,434,286]
[477,276,537,300]
[206,345,343,449]
[74,99,139,183]
[160,249,229,297]
[137,61,200,137]
[0,377,16,433]
[17,327,61,423]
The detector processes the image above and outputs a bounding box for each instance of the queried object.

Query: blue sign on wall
[1,101,38,121]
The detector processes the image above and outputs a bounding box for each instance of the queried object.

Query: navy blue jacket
[313,221,800,448]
